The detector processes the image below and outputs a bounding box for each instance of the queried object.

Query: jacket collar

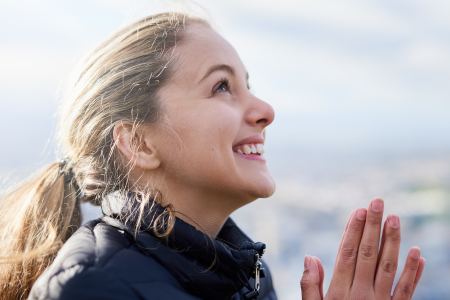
[101,192,265,300]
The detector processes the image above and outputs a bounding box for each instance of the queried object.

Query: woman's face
[153,23,275,204]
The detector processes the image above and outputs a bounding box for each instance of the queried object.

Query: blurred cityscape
[232,152,450,300]
[76,151,450,299]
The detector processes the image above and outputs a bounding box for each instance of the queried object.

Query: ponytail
[0,12,210,300]
[0,161,81,300]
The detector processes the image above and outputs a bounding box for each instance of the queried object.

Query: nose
[245,94,275,129]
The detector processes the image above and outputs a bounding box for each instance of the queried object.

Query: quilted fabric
[29,193,277,300]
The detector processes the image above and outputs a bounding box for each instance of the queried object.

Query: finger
[353,198,384,288]
[313,256,324,299]
[392,247,421,300]
[329,207,367,288]
[334,210,356,270]
[301,255,322,300]
[412,257,425,295]
[374,214,401,297]
[375,218,388,270]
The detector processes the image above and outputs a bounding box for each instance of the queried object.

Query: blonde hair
[0,12,209,299]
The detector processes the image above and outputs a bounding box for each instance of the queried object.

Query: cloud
[219,0,407,35]
[0,46,73,105]
[401,42,450,71]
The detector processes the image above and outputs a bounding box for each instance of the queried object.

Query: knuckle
[381,260,397,275]
[387,232,401,243]
[402,283,413,297]
[300,276,313,291]
[409,262,419,272]
[367,215,382,226]
[341,245,359,262]
[359,245,376,260]
[349,222,364,232]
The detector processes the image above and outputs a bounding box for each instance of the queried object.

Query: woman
[0,12,424,300]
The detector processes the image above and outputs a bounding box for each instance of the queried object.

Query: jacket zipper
[243,250,267,300]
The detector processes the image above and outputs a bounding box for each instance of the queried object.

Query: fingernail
[388,214,400,228]
[371,198,384,212]
[411,247,420,259]
[304,255,310,270]
[356,208,367,220]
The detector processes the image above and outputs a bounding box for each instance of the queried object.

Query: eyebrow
[198,64,249,84]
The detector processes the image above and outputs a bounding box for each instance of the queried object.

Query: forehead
[172,23,246,82]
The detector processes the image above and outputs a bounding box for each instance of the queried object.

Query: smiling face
[150,23,275,207]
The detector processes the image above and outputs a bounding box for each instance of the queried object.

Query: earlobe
[113,122,161,170]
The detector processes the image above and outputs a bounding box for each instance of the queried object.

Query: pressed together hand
[301,198,425,300]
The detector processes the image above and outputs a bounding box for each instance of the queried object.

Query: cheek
[162,106,239,180]
[157,105,276,200]
[191,115,237,169]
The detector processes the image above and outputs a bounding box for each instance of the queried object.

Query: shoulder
[29,219,196,300]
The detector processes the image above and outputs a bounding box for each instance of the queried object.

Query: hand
[300,198,425,300]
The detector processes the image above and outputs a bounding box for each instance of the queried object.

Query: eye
[212,78,230,94]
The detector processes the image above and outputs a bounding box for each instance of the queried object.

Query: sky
[1,0,449,175]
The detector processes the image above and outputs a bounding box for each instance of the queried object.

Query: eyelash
[211,78,252,95]
[213,78,230,94]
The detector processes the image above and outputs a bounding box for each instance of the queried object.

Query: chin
[249,175,276,199]
[259,182,276,198]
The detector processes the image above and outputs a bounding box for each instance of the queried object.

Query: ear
[113,122,161,170]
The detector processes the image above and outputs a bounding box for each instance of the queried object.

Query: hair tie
[59,157,85,198]
[59,157,73,182]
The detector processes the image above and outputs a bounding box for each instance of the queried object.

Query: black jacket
[29,193,277,300]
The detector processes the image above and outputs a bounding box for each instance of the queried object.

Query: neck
[130,168,255,238]
[165,192,233,238]
[160,185,252,238]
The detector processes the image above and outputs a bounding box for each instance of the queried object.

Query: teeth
[237,144,265,155]
[256,144,264,154]
[243,145,252,155]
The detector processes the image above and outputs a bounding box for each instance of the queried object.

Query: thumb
[300,255,322,300]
